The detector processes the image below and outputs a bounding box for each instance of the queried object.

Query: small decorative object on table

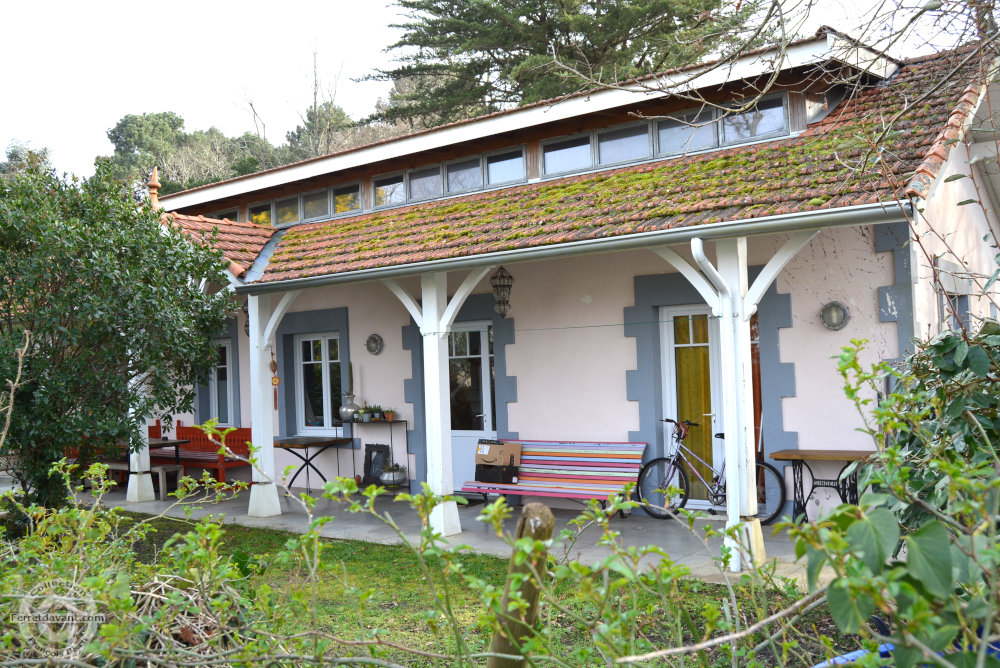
[359,405,373,423]
[370,404,384,420]
[379,461,407,487]
[383,408,396,422]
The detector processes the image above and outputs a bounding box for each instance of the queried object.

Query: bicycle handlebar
[661,418,699,427]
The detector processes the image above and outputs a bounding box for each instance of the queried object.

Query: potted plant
[359,404,373,423]
[379,461,407,486]
[370,404,384,420]
[383,407,397,422]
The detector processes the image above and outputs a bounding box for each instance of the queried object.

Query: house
[137,28,996,570]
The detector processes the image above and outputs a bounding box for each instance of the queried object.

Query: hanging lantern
[490,265,514,318]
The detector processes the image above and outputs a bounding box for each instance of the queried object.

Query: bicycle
[636,418,786,524]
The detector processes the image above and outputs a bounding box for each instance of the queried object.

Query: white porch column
[384,266,492,537]
[420,273,462,535]
[658,231,817,571]
[248,293,281,517]
[714,238,763,567]
[126,418,154,502]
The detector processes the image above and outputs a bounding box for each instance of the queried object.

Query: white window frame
[209,340,234,427]
[719,92,790,146]
[449,321,495,434]
[444,155,486,195]
[372,171,407,210]
[658,306,722,467]
[596,120,654,168]
[247,200,274,226]
[407,163,446,203]
[209,208,239,221]
[541,130,596,177]
[294,332,344,435]
[300,188,332,222]
[483,146,527,186]
[655,108,719,157]
[331,181,363,217]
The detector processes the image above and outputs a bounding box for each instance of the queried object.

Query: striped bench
[460,440,646,510]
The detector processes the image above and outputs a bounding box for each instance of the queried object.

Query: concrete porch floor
[92,482,808,585]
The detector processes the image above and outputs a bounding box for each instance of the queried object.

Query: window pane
[722,97,785,143]
[408,166,442,201]
[217,345,228,366]
[216,375,229,424]
[447,159,482,192]
[452,331,468,357]
[250,203,271,226]
[486,151,525,184]
[328,361,342,420]
[302,362,324,427]
[598,125,650,164]
[334,185,360,213]
[449,358,484,430]
[691,314,709,344]
[375,175,405,207]
[303,191,329,219]
[301,339,313,362]
[469,330,481,356]
[674,315,691,345]
[658,111,717,154]
[212,209,238,221]
[543,136,592,174]
[275,197,299,224]
[327,338,339,361]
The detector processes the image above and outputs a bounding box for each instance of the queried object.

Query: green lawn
[120,513,860,666]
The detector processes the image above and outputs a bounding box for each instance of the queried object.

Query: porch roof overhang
[234,199,911,295]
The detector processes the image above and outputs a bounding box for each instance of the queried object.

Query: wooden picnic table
[770,449,875,520]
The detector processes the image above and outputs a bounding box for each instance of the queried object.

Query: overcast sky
[0,1,404,177]
[1,0,926,179]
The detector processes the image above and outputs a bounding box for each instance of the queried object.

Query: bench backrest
[508,440,645,484]
[175,425,252,456]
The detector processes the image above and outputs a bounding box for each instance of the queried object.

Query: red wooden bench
[148,423,253,483]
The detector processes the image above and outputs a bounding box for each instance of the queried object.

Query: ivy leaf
[905,520,953,598]
[827,580,874,633]
[966,345,991,377]
[957,199,978,205]
[846,508,899,573]
[944,173,967,182]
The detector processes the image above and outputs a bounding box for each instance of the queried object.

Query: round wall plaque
[366,333,384,355]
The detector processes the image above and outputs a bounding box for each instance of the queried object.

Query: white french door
[448,322,496,488]
[659,306,722,504]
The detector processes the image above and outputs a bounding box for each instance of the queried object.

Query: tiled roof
[165,213,275,278]
[259,46,981,284]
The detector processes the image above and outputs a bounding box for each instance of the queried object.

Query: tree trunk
[488,502,555,668]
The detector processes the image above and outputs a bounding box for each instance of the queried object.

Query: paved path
[90,484,812,585]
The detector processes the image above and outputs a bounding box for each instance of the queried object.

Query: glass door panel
[660,308,720,504]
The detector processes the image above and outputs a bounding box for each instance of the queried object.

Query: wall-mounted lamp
[490,266,514,318]
[819,301,850,330]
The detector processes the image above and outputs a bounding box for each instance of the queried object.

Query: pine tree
[368,0,759,126]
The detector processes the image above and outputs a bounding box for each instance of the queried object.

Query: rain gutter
[234,200,911,295]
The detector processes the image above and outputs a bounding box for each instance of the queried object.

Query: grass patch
[115,511,863,666]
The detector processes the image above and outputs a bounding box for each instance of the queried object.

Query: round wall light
[819,301,850,330]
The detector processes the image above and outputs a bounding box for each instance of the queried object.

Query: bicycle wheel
[753,462,786,525]
[637,457,689,519]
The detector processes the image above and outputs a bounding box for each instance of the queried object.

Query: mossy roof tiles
[166,213,275,278]
[250,46,979,283]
